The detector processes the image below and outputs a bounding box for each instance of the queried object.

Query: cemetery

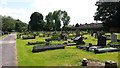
[1,1,120,67]
[16,31,120,66]
[0,31,10,39]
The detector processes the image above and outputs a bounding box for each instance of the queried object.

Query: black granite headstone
[97,35,106,46]
[91,32,94,36]
[45,42,49,45]
[73,36,85,44]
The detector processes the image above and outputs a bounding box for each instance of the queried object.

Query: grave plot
[94,47,120,54]
[22,35,36,39]
[110,44,120,48]
[27,41,45,45]
[73,36,85,45]
[97,35,106,46]
[107,33,120,48]
[76,45,104,51]
[32,45,65,52]
[16,32,120,66]
[45,38,60,42]
[39,32,51,37]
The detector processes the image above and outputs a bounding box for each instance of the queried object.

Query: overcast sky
[0,0,99,25]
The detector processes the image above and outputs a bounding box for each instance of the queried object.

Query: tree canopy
[28,12,44,31]
[94,1,120,28]
[1,16,28,32]
[29,10,70,31]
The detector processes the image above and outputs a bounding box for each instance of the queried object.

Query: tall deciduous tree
[52,10,70,31]
[45,12,54,31]
[2,16,16,32]
[29,12,44,31]
[52,10,61,31]
[60,11,70,30]
[1,16,28,32]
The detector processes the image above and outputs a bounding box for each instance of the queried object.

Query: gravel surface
[0,33,17,67]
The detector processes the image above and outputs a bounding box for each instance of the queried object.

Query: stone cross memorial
[111,33,117,42]
[97,35,106,46]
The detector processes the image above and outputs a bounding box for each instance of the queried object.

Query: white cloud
[32,0,98,24]
[0,0,98,24]
[1,1,7,5]
[0,7,32,23]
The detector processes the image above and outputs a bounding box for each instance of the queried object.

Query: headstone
[76,29,80,37]
[97,35,106,46]
[45,42,49,45]
[57,38,61,41]
[91,32,94,36]
[60,34,65,39]
[64,36,67,41]
[100,31,105,35]
[111,33,117,42]
[105,60,117,68]
[68,41,71,43]
[74,36,85,44]
[95,33,98,38]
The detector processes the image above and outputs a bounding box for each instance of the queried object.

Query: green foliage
[29,12,44,31]
[75,23,79,27]
[15,19,28,32]
[0,34,8,40]
[28,10,70,31]
[94,1,120,28]
[2,16,16,32]
[45,12,54,31]
[2,16,27,32]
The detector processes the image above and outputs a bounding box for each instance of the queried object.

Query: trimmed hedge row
[32,45,65,53]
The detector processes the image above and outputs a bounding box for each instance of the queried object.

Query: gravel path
[0,33,17,67]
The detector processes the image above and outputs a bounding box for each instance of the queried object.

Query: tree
[52,10,61,31]
[45,12,54,31]
[75,23,79,27]
[94,1,120,28]
[15,19,28,32]
[2,16,16,32]
[52,10,70,31]
[60,11,70,30]
[29,12,44,31]
[1,16,27,32]
[112,1,120,27]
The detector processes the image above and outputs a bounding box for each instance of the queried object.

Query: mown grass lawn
[0,34,8,40]
[17,34,119,66]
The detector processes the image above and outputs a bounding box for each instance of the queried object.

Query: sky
[0,0,99,25]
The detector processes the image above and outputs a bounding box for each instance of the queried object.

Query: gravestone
[60,34,65,39]
[105,60,117,68]
[100,31,105,35]
[97,35,106,46]
[45,42,49,45]
[91,32,94,36]
[95,33,98,38]
[74,36,85,44]
[76,29,80,37]
[64,36,67,41]
[111,33,117,42]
